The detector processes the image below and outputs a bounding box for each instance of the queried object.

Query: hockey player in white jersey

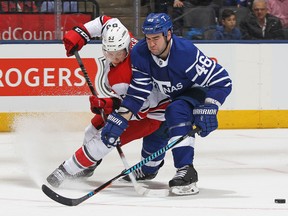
[46,15,170,188]
[101,13,232,195]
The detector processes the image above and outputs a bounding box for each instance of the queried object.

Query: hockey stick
[74,50,105,120]
[73,51,167,197]
[42,127,200,206]
[115,142,169,197]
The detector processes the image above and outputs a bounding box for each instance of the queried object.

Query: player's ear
[167,30,172,40]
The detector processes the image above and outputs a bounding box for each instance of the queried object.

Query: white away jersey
[84,15,169,121]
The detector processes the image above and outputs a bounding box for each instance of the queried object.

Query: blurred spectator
[188,0,222,19]
[0,1,19,12]
[40,0,77,12]
[171,0,185,36]
[34,0,43,9]
[0,0,38,12]
[189,0,212,5]
[239,0,284,39]
[154,0,171,13]
[224,0,251,7]
[172,0,221,36]
[211,0,224,18]
[141,0,172,14]
[23,0,38,11]
[213,9,242,39]
[267,0,288,29]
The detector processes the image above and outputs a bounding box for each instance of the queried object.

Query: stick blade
[142,188,170,197]
[42,184,84,206]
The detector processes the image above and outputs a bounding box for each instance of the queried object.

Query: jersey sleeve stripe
[225,82,232,87]
[133,77,151,81]
[199,63,216,86]
[127,94,146,102]
[132,79,152,85]
[129,84,151,94]
[132,68,150,76]
[185,49,200,75]
[207,67,225,84]
[208,76,231,86]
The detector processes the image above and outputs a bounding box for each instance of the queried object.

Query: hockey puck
[274,199,286,204]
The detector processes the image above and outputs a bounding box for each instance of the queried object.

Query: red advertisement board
[0,14,91,40]
[0,58,98,96]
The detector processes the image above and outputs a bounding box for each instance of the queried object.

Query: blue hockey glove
[101,111,128,148]
[193,104,219,137]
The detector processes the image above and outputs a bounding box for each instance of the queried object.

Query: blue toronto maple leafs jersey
[122,35,232,115]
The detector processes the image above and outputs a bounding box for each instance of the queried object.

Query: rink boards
[1,42,288,131]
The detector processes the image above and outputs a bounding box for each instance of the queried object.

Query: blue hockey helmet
[142,13,173,36]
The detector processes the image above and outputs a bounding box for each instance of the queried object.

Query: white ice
[0,115,288,216]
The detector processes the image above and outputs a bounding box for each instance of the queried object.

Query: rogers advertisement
[0,43,109,114]
[0,58,98,96]
[0,14,91,40]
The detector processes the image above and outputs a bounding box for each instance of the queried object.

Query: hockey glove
[89,96,121,115]
[91,114,105,130]
[63,24,91,57]
[193,104,218,137]
[101,111,128,148]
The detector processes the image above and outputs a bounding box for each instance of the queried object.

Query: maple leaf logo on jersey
[153,79,183,95]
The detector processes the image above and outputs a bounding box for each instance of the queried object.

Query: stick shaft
[74,50,148,195]
[42,127,200,206]
[74,50,97,96]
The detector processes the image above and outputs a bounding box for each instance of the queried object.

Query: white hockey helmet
[102,23,131,53]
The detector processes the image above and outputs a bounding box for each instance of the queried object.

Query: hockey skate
[121,160,164,182]
[46,160,102,188]
[169,164,199,195]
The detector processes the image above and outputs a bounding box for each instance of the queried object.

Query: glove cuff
[107,112,128,128]
[204,98,221,108]
[73,24,91,45]
[193,104,218,115]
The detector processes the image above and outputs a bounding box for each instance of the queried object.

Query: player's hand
[193,104,218,137]
[91,114,105,130]
[101,111,128,148]
[89,96,121,115]
[63,24,91,57]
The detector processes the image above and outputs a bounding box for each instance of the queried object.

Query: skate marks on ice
[1,119,288,215]
[9,113,92,188]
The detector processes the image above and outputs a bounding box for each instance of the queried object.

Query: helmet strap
[156,33,171,59]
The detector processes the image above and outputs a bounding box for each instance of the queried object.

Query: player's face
[145,32,170,56]
[102,49,127,66]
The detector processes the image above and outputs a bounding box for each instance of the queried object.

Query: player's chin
[111,60,122,66]
[150,50,160,56]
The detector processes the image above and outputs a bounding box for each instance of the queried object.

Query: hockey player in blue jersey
[100,13,232,195]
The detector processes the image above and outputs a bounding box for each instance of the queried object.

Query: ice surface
[0,115,287,216]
